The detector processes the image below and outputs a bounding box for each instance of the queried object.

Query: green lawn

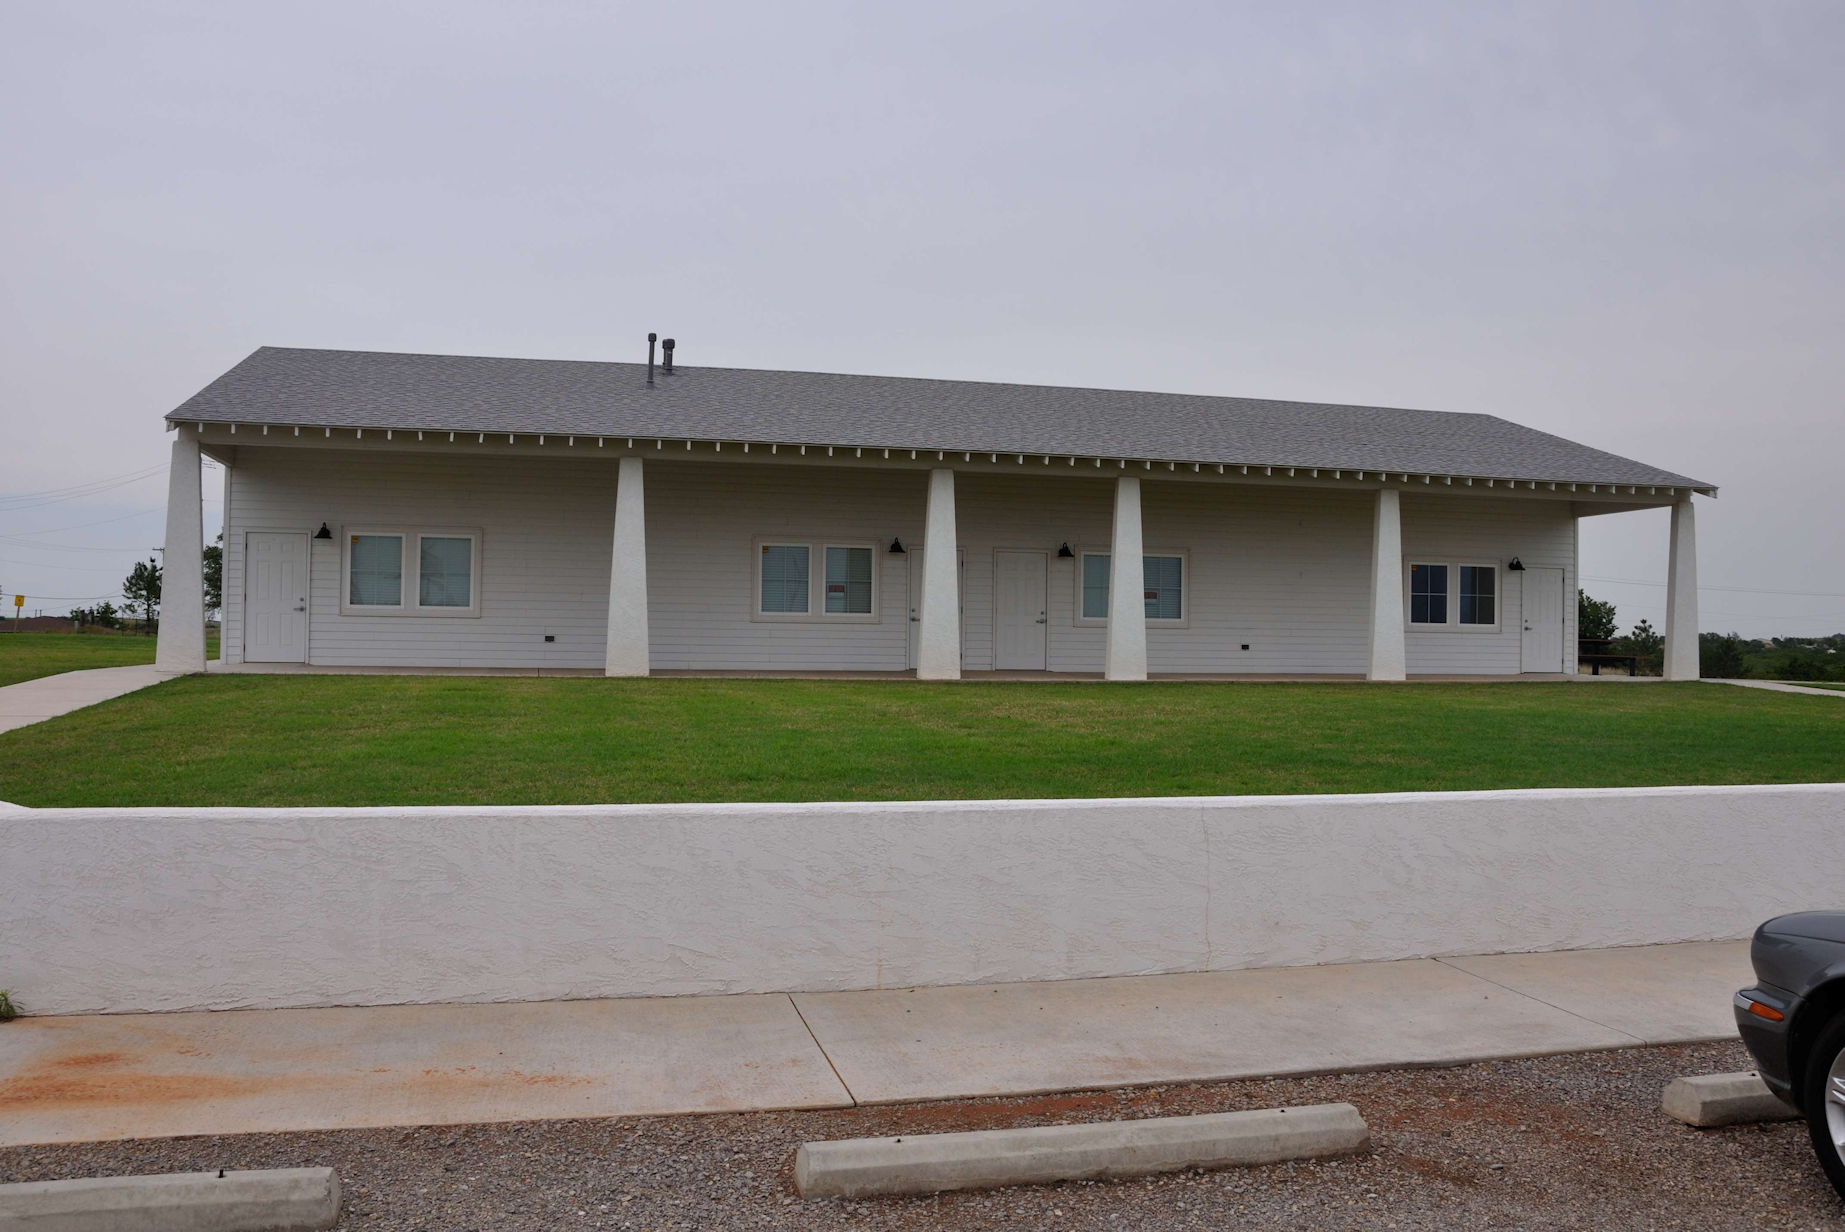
[0,677,1840,807]
[0,632,219,688]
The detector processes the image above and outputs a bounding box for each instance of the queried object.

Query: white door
[1521,567,1565,673]
[245,532,308,663]
[992,550,1048,670]
[907,547,964,669]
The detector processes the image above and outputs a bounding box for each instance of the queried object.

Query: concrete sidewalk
[1713,678,1845,699]
[0,665,178,735]
[0,939,1749,1146]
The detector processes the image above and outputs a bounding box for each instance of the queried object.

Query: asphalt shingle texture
[167,347,1712,491]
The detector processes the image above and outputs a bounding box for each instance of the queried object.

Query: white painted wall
[5,784,1839,1015]
[221,448,1577,673]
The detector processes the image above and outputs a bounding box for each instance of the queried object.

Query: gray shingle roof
[168,346,1713,492]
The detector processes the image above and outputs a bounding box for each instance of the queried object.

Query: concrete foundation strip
[1661,1072,1800,1128]
[794,1102,1369,1198]
[0,1167,339,1231]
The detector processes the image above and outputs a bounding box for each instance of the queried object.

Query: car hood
[1760,912,1845,945]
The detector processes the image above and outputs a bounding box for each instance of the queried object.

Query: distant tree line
[66,535,223,634]
[1578,589,1844,681]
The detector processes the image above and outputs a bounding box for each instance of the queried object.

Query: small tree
[123,557,162,635]
[1700,632,1746,679]
[1578,590,1618,642]
[93,600,121,630]
[203,533,223,620]
[1623,618,1664,676]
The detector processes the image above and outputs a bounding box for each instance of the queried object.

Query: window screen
[1081,554,1111,620]
[1410,563,1449,624]
[824,546,873,614]
[349,535,404,606]
[1143,555,1183,620]
[760,544,810,613]
[1459,565,1496,625]
[419,536,473,608]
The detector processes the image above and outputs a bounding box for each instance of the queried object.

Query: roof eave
[168,415,1717,498]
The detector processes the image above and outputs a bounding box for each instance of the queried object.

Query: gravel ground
[3,1040,1840,1230]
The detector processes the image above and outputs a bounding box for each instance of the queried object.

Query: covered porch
[154,425,1706,681]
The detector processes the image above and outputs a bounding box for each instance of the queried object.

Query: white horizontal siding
[1400,494,1576,675]
[224,449,1579,674]
[645,464,924,671]
[228,449,618,669]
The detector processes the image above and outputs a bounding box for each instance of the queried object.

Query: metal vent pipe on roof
[646,332,657,386]
[662,337,675,374]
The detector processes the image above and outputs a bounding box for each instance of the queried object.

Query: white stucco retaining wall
[4,784,1840,1015]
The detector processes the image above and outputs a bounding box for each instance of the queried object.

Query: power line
[0,465,166,513]
[0,556,140,573]
[0,464,165,503]
[0,537,152,553]
[1581,574,1845,600]
[0,507,162,536]
[0,592,120,603]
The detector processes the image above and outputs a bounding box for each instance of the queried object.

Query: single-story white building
[152,344,1713,681]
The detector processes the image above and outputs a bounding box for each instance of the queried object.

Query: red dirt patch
[44,1053,124,1070]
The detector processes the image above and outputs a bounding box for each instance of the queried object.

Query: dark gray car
[1737,911,1845,1198]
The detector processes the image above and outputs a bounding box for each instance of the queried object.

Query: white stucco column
[154,429,206,674]
[604,456,650,677]
[1366,487,1406,682]
[917,467,961,680]
[1664,496,1700,681]
[1104,475,1148,681]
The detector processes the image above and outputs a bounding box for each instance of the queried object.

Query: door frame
[1519,566,1566,673]
[242,529,310,664]
[991,547,1049,671]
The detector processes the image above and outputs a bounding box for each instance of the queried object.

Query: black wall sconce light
[888,537,906,554]
[1057,542,1074,558]
[1507,556,1525,571]
[314,523,333,540]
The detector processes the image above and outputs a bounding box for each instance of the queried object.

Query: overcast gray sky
[3,1,1841,637]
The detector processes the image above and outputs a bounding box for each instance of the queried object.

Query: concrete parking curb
[794,1103,1368,1198]
[1661,1072,1798,1127]
[0,1167,340,1231]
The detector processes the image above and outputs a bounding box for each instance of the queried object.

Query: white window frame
[340,526,482,618]
[751,536,882,624]
[1405,560,1502,633]
[1071,547,1190,629]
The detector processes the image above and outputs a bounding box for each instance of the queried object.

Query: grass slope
[0,632,220,688]
[0,633,155,688]
[0,677,1840,807]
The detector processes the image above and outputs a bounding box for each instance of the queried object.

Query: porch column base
[1104,475,1148,681]
[154,429,206,674]
[916,468,961,680]
[604,456,650,677]
[1664,496,1700,680]
[1367,488,1406,681]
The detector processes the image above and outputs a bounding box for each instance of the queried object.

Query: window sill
[749,611,882,625]
[338,605,483,619]
[1074,618,1190,629]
